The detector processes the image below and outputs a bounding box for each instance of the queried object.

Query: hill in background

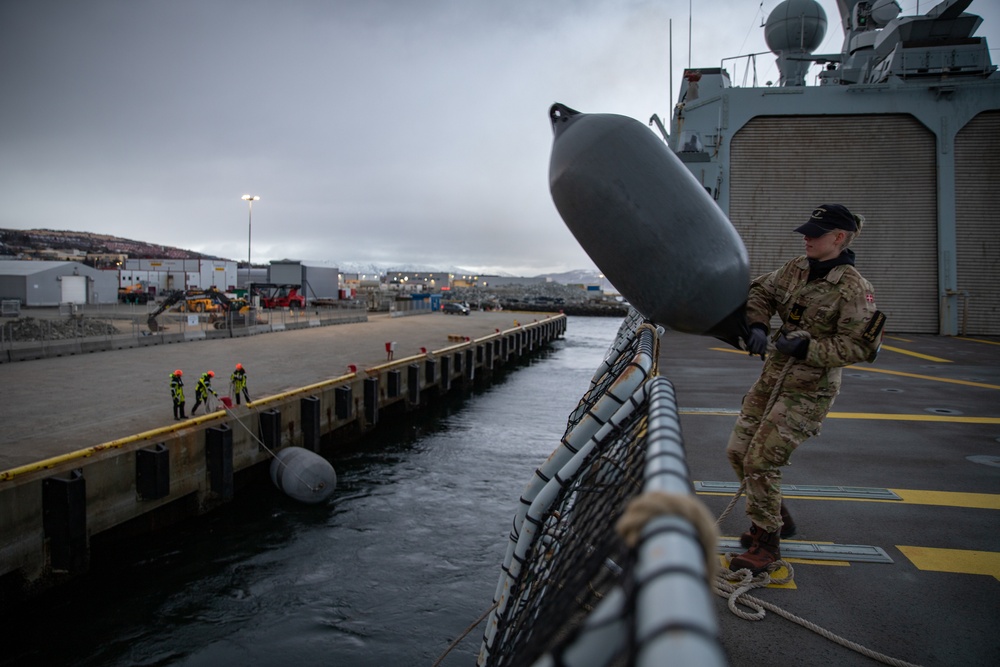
[0,228,601,285]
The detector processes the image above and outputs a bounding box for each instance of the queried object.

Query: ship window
[680,131,704,153]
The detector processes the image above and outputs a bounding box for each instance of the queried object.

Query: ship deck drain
[695,481,902,501]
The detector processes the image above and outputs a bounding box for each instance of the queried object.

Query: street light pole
[241,194,260,293]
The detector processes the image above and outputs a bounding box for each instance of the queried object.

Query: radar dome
[764,0,827,54]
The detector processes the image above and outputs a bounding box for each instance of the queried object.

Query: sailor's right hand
[746,325,768,359]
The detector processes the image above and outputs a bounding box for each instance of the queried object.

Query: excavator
[146,287,259,332]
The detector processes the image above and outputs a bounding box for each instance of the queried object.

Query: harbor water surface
[4,315,622,667]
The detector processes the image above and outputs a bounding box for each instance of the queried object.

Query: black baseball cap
[794,204,858,237]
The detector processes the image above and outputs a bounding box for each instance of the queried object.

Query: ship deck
[659,331,1000,666]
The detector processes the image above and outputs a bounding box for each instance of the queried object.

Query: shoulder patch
[861,310,886,343]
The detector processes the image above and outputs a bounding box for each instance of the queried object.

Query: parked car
[442,301,470,315]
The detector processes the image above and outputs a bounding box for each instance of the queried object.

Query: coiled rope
[710,330,922,666]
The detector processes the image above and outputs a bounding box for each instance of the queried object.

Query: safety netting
[479,311,726,667]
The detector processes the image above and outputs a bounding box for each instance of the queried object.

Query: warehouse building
[0,260,118,306]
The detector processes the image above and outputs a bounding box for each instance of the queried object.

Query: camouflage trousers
[726,358,839,532]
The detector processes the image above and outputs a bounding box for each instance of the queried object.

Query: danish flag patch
[865,293,875,303]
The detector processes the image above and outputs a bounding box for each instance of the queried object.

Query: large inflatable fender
[548,103,749,344]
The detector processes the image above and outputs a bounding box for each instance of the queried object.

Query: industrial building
[267,260,341,301]
[121,258,239,295]
[0,260,119,306]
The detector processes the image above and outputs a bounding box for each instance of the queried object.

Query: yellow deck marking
[956,337,1000,347]
[716,557,800,587]
[680,408,1000,424]
[844,365,1000,390]
[703,488,1000,510]
[878,345,951,362]
[708,347,1000,390]
[826,412,1000,424]
[887,489,1000,510]
[885,335,912,342]
[896,546,1000,581]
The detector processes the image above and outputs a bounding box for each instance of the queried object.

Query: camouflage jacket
[747,255,885,368]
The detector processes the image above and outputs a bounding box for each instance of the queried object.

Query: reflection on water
[3,315,623,667]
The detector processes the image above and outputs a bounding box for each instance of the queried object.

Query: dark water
[5,316,622,667]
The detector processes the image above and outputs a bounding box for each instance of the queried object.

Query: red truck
[255,284,306,309]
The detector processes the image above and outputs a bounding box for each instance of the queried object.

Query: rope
[713,564,921,667]
[616,491,719,582]
[220,402,325,493]
[431,601,498,667]
[713,329,922,666]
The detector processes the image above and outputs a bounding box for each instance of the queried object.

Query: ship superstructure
[666,0,999,335]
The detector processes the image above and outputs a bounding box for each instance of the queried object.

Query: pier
[0,310,566,599]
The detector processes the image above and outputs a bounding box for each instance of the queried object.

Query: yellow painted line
[845,365,1000,390]
[709,346,1000,390]
[896,545,1000,581]
[956,336,1000,347]
[716,557,799,587]
[701,489,1000,510]
[888,489,1000,510]
[885,335,912,342]
[827,412,1000,424]
[878,344,951,362]
[680,408,1000,424]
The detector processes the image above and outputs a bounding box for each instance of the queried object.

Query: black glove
[775,333,809,359]
[745,325,768,358]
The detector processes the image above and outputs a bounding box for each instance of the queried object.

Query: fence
[0,301,369,362]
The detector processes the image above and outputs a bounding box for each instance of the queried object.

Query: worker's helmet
[207,370,215,378]
[236,363,243,370]
[174,369,183,376]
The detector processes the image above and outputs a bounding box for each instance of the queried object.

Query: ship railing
[479,312,725,666]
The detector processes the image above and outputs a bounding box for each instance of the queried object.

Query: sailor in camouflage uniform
[728,204,886,574]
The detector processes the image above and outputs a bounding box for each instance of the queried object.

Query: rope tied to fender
[221,402,326,493]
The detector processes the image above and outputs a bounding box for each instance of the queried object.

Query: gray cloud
[2,0,997,274]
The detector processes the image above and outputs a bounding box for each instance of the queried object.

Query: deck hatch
[695,480,902,500]
[718,538,894,564]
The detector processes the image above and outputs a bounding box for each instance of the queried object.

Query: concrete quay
[0,309,566,598]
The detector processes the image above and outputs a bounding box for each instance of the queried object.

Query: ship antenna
[688,0,692,68]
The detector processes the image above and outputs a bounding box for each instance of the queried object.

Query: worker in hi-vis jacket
[190,370,217,415]
[170,369,186,420]
[230,363,250,405]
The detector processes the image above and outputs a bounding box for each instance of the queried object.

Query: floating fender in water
[548,103,749,344]
[270,447,337,504]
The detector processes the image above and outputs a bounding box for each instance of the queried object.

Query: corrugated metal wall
[729,114,938,333]
[954,110,1000,336]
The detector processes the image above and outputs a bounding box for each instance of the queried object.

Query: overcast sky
[3,1,998,276]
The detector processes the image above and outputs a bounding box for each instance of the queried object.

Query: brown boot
[740,503,797,547]
[730,524,781,574]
